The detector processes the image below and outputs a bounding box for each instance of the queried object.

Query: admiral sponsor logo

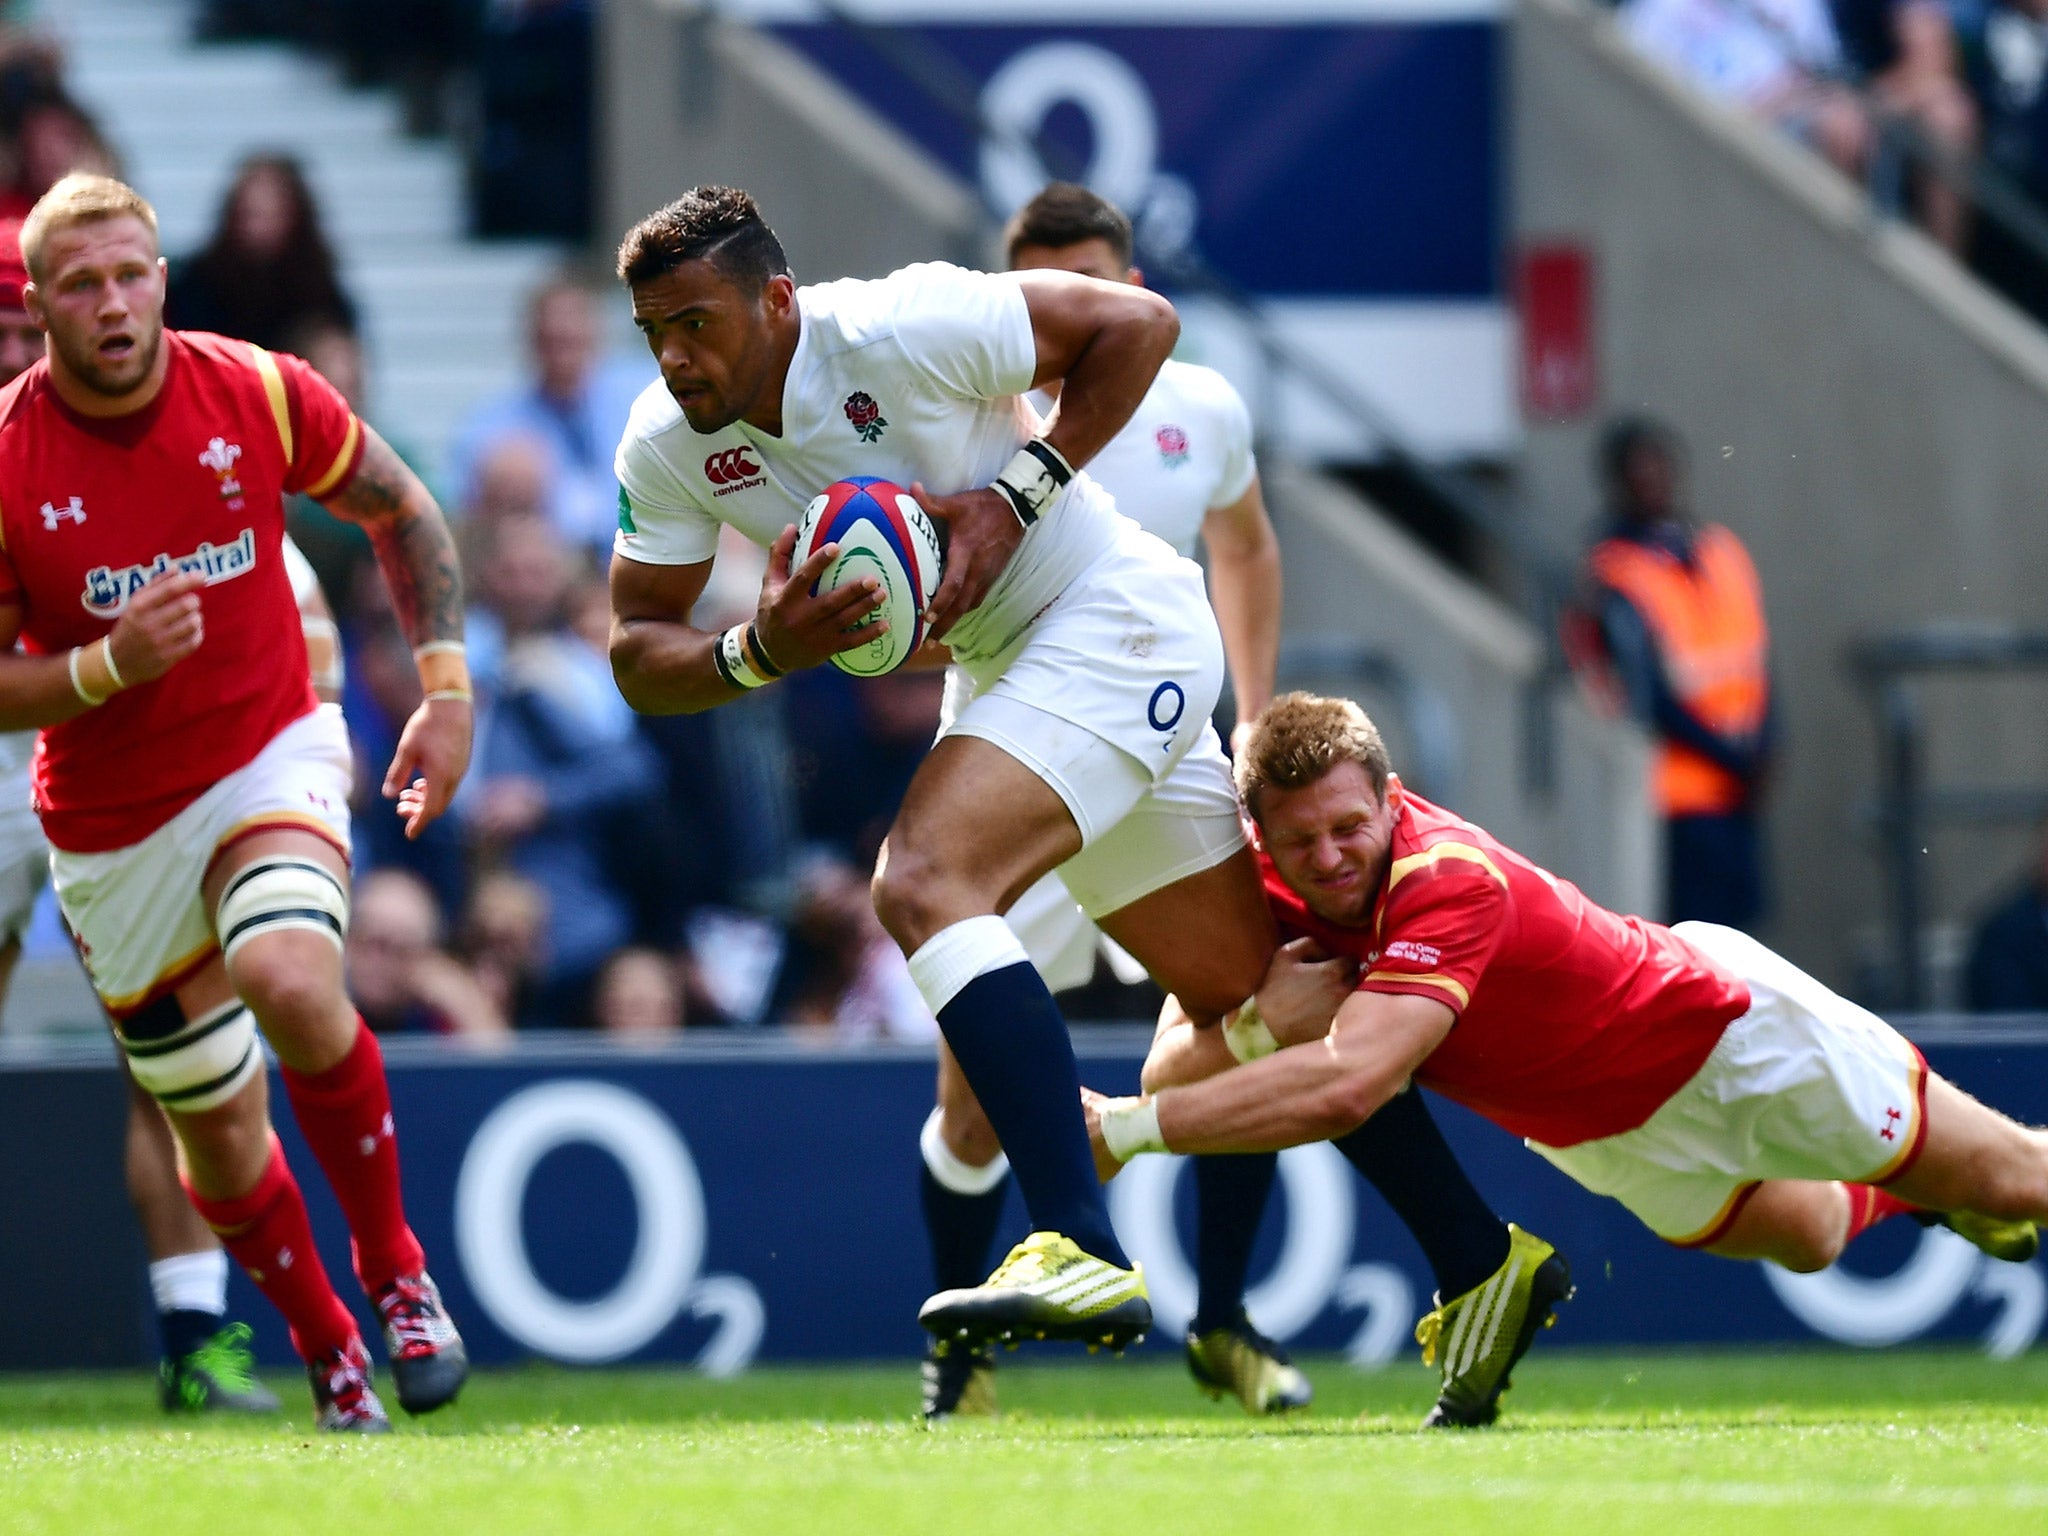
[1383,940,1442,967]
[81,527,259,618]
[703,446,765,498]
[39,496,85,530]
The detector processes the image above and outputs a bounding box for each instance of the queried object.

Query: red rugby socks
[281,1019,425,1293]
[184,1133,358,1363]
[1842,1183,1919,1242]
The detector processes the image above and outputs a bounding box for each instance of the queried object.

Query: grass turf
[6,1350,2048,1534]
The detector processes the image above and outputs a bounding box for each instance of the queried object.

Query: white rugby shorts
[0,765,48,944]
[1529,921,1929,1246]
[50,705,353,1017]
[941,519,1245,922]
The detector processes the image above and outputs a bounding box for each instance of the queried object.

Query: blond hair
[20,174,158,281]
[1236,692,1393,820]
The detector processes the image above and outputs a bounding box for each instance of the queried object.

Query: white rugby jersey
[1030,359,1255,560]
[613,262,1121,665]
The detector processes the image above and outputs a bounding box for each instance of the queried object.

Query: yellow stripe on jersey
[1386,841,1508,894]
[1361,970,1471,1009]
[248,344,293,463]
[303,415,361,500]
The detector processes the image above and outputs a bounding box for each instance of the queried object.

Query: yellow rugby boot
[1415,1223,1573,1428]
[1185,1313,1313,1414]
[918,1231,1150,1352]
[1938,1210,2040,1263]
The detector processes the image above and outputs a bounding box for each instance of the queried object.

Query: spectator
[783,856,938,1044]
[1831,0,1980,248]
[470,0,595,239]
[1966,829,2048,1009]
[349,870,510,1039]
[446,273,649,560]
[1624,0,1877,182]
[460,515,662,1014]
[1961,0,2048,312]
[591,948,686,1038]
[166,154,358,352]
[0,92,116,219]
[459,870,550,1029]
[1573,417,1776,929]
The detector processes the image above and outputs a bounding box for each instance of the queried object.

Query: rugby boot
[373,1270,469,1414]
[159,1322,282,1414]
[920,1341,998,1422]
[308,1337,391,1434]
[919,1231,1150,1352]
[1415,1223,1573,1429]
[1185,1312,1313,1415]
[1935,1210,2041,1263]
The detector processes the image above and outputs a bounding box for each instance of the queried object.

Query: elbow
[1140,289,1180,359]
[608,641,677,717]
[1313,1075,1388,1140]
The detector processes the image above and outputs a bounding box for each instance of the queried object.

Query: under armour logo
[39,496,84,529]
[1880,1105,1903,1141]
[704,446,763,486]
[278,1246,295,1269]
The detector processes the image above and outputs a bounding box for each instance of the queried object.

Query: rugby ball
[793,476,943,677]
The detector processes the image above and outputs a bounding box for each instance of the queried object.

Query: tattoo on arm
[324,425,464,646]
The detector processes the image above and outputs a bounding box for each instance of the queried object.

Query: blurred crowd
[1619,0,2048,318]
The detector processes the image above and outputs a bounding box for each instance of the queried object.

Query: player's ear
[1382,773,1404,816]
[764,273,796,317]
[1126,266,1144,287]
[20,283,42,329]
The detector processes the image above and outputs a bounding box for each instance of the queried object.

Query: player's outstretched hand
[1259,936,1357,1047]
[384,694,473,840]
[755,524,889,669]
[913,482,1024,643]
[1079,1086,1127,1184]
[107,569,206,684]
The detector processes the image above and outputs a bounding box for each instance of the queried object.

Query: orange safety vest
[1588,524,1770,816]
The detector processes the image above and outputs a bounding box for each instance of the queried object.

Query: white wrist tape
[712,623,771,690]
[1222,998,1280,1064]
[1099,1096,1166,1162]
[990,439,1074,528]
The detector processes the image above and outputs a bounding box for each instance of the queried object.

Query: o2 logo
[1107,1144,1418,1365]
[978,42,1198,259]
[1764,1226,2045,1359]
[454,1081,764,1374]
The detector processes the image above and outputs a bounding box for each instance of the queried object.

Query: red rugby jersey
[1258,790,1751,1147]
[0,331,363,851]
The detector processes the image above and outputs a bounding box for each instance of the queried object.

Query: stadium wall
[1513,0,2048,992]
[5,1034,2045,1372]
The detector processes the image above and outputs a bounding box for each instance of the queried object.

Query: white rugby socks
[920,1106,1011,1195]
[906,915,1029,1015]
[149,1249,229,1317]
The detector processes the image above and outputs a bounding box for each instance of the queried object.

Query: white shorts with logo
[940,519,1245,923]
[1529,921,1929,1246]
[50,706,353,1017]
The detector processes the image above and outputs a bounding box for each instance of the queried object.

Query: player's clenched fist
[1257,936,1358,1048]
[912,482,1023,643]
[107,569,206,683]
[753,523,889,671]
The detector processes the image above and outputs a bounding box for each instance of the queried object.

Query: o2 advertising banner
[7,1032,2044,1373]
[728,0,1515,461]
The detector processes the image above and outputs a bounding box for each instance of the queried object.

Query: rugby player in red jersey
[0,175,472,1432]
[1089,693,2046,1362]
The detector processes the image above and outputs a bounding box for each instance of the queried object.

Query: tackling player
[915,184,1562,1426]
[1088,694,2045,1328]
[609,188,1561,1424]
[0,175,472,1432]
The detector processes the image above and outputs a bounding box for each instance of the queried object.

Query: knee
[873,841,970,952]
[230,939,344,1041]
[1770,1202,1848,1273]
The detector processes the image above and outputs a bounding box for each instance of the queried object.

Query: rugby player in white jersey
[912,185,1565,1426]
[611,189,1564,1424]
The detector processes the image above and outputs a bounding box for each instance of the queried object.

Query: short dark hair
[1003,182,1133,268]
[1598,414,1683,488]
[616,186,790,290]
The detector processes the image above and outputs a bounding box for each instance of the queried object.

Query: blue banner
[6,1030,2044,1372]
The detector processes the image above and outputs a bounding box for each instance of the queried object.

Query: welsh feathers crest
[199,437,242,475]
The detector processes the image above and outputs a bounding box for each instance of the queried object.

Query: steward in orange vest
[1578,418,1773,928]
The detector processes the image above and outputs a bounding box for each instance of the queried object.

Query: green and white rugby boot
[918,1231,1150,1352]
[1415,1223,1573,1428]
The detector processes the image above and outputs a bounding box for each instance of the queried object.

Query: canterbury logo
[704,447,763,486]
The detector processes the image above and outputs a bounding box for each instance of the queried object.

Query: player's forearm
[0,651,100,731]
[1140,997,1240,1093]
[365,505,463,651]
[1208,534,1280,729]
[1154,1039,1400,1153]
[609,618,745,715]
[1040,298,1178,472]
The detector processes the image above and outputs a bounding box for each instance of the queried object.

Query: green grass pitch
[6,1349,2048,1535]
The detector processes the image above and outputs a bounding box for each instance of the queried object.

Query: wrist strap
[71,639,122,707]
[1100,1096,1166,1163]
[991,438,1074,529]
[1222,998,1280,1064]
[714,623,772,690]
[414,640,470,697]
